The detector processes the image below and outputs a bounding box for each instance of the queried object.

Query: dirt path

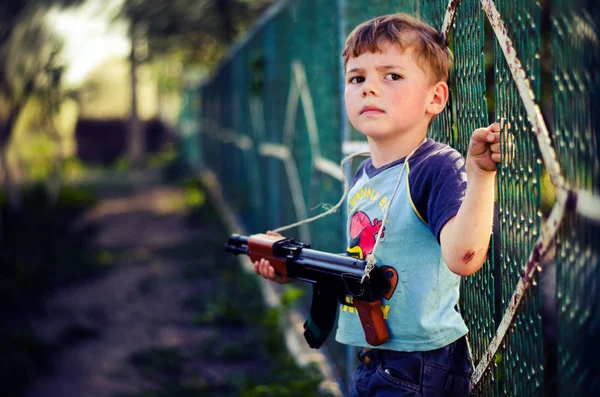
[25,184,234,397]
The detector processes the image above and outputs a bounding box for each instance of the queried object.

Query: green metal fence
[178,0,600,395]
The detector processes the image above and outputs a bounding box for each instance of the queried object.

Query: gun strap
[361,138,426,283]
[303,284,339,349]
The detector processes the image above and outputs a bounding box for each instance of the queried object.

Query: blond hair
[342,13,452,84]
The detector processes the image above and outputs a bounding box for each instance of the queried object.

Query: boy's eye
[348,76,365,84]
[384,73,402,81]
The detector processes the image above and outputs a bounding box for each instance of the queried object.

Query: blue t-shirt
[335,138,469,351]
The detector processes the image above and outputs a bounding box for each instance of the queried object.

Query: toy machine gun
[225,233,398,348]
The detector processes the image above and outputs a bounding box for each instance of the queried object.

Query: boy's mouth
[360,105,385,114]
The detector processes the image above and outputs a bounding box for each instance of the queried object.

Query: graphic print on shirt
[342,210,398,318]
[347,210,384,260]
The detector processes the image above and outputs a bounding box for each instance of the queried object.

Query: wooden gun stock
[246,233,289,276]
[353,299,390,346]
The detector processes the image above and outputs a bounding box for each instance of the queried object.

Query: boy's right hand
[253,231,294,284]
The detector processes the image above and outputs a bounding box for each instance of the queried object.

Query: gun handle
[353,299,389,346]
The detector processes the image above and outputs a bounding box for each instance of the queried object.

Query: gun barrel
[224,234,249,255]
[301,248,364,269]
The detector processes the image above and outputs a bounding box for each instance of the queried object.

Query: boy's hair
[343,13,452,84]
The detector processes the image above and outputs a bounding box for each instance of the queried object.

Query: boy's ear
[426,81,449,116]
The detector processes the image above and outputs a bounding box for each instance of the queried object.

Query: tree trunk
[128,24,144,166]
[46,119,64,205]
[0,145,20,212]
[0,110,22,213]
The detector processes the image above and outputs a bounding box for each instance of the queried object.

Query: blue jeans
[349,337,471,396]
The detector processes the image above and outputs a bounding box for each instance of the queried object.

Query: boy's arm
[440,122,511,276]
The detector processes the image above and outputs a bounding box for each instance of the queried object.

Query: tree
[0,0,85,211]
[121,0,273,64]
[118,0,274,164]
[0,1,83,149]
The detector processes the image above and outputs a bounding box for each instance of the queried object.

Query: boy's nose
[362,89,375,97]
[362,80,379,97]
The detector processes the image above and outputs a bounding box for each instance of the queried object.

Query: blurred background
[1,0,598,396]
[0,0,337,396]
[1,0,275,179]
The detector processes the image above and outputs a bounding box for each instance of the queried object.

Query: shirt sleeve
[350,159,370,188]
[408,146,467,242]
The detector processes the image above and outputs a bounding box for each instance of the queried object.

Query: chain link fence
[177,0,599,395]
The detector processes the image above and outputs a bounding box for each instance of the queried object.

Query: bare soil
[25,183,249,397]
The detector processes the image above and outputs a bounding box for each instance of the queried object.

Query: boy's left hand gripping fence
[225,233,398,348]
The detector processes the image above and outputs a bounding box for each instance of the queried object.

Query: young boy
[255,13,509,396]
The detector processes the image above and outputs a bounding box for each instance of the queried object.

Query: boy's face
[344,42,439,142]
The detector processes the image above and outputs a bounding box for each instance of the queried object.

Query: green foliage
[0,183,102,311]
[281,285,305,310]
[240,361,332,397]
[120,0,275,67]
[113,173,332,396]
[111,156,133,173]
[116,382,237,397]
[182,178,206,209]
[193,273,330,395]
[62,156,89,179]
[540,168,556,217]
[0,3,81,158]
[12,126,59,180]
[129,347,186,378]
[183,177,223,226]
[196,332,257,360]
[0,183,101,394]
[188,270,265,327]
[159,154,192,182]
[167,264,331,396]
[124,341,239,396]
[249,53,265,96]
[55,183,99,209]
[147,149,178,169]
[107,150,179,174]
